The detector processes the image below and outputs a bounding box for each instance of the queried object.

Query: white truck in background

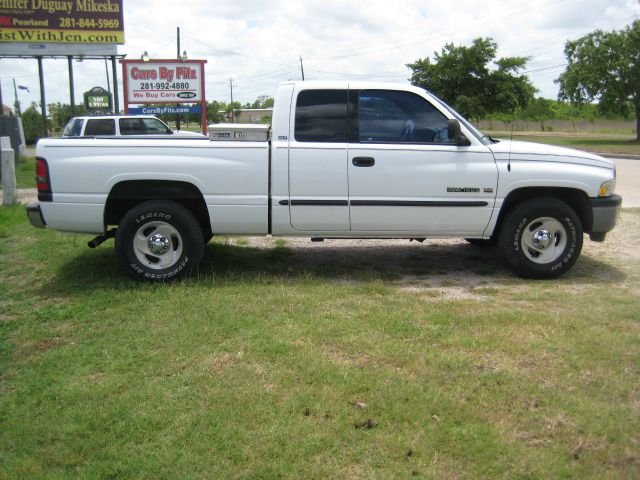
[28,81,621,281]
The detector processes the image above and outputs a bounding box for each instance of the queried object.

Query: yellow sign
[0,0,124,44]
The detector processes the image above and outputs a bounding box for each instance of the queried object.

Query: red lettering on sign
[176,67,197,79]
[131,67,157,80]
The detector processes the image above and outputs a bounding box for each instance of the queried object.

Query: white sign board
[122,60,205,104]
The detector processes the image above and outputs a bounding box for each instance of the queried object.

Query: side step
[88,229,117,249]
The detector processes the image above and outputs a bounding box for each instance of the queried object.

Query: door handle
[352,157,375,167]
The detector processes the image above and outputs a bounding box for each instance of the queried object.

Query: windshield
[425,91,496,145]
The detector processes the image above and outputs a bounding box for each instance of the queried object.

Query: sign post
[120,59,207,134]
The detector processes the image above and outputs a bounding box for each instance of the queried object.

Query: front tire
[115,200,204,281]
[498,198,583,279]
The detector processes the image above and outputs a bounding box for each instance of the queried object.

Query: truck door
[347,89,497,234]
[287,88,350,231]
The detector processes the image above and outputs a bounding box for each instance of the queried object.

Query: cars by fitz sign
[120,59,206,104]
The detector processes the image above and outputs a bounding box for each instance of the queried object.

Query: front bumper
[26,203,46,229]
[589,194,622,241]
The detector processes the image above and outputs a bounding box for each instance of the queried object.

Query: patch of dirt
[230,210,640,293]
[0,188,37,205]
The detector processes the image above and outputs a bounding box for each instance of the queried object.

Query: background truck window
[84,118,116,136]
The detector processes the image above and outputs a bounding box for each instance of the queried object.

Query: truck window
[63,118,84,137]
[141,118,172,134]
[294,90,348,142]
[358,90,450,144]
[85,118,116,136]
[120,118,172,135]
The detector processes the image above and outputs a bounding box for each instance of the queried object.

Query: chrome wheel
[133,221,183,269]
[521,217,567,264]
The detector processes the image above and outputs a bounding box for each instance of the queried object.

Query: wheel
[115,200,205,281]
[464,237,496,247]
[498,198,583,279]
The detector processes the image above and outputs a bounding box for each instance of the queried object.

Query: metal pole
[177,26,181,59]
[37,57,47,138]
[12,78,21,115]
[111,56,119,114]
[68,56,75,115]
[105,58,111,96]
[0,75,3,115]
[176,27,181,130]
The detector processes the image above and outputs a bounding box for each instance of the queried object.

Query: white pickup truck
[28,81,621,281]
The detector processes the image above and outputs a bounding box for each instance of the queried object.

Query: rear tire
[498,198,583,279]
[115,200,204,281]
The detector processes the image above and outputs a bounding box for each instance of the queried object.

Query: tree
[249,95,274,109]
[407,38,535,120]
[557,20,640,141]
[22,103,50,145]
[521,97,554,131]
[48,103,81,131]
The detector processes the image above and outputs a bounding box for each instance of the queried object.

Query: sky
[1,0,640,113]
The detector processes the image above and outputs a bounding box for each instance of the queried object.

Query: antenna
[299,56,305,81]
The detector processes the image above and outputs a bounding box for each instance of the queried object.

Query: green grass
[1,205,639,478]
[496,134,640,156]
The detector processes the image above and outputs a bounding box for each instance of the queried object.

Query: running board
[88,229,117,249]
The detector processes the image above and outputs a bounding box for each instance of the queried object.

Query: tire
[498,198,583,279]
[115,200,205,281]
[464,237,496,247]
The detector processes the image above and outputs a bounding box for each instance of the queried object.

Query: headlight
[598,180,615,197]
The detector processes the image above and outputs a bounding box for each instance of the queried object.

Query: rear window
[120,118,172,135]
[63,118,84,137]
[294,90,348,142]
[84,118,116,136]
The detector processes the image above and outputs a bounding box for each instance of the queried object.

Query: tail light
[35,157,52,201]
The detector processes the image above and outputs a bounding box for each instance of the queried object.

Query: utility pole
[299,56,305,81]
[229,77,234,123]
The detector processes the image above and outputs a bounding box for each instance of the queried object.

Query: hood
[488,139,615,170]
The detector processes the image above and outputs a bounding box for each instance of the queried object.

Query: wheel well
[104,180,212,237]
[494,187,593,235]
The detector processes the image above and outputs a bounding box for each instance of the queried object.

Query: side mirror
[447,119,471,147]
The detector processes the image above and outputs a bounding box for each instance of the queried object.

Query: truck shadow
[39,241,626,294]
[42,239,626,294]
[199,240,626,284]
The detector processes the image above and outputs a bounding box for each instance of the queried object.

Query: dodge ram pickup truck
[27,81,621,281]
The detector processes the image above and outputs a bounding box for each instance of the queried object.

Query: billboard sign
[84,86,112,111]
[0,0,124,45]
[121,60,207,104]
[129,105,202,115]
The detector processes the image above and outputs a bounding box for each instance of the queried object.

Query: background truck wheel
[115,200,204,281]
[498,198,583,279]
